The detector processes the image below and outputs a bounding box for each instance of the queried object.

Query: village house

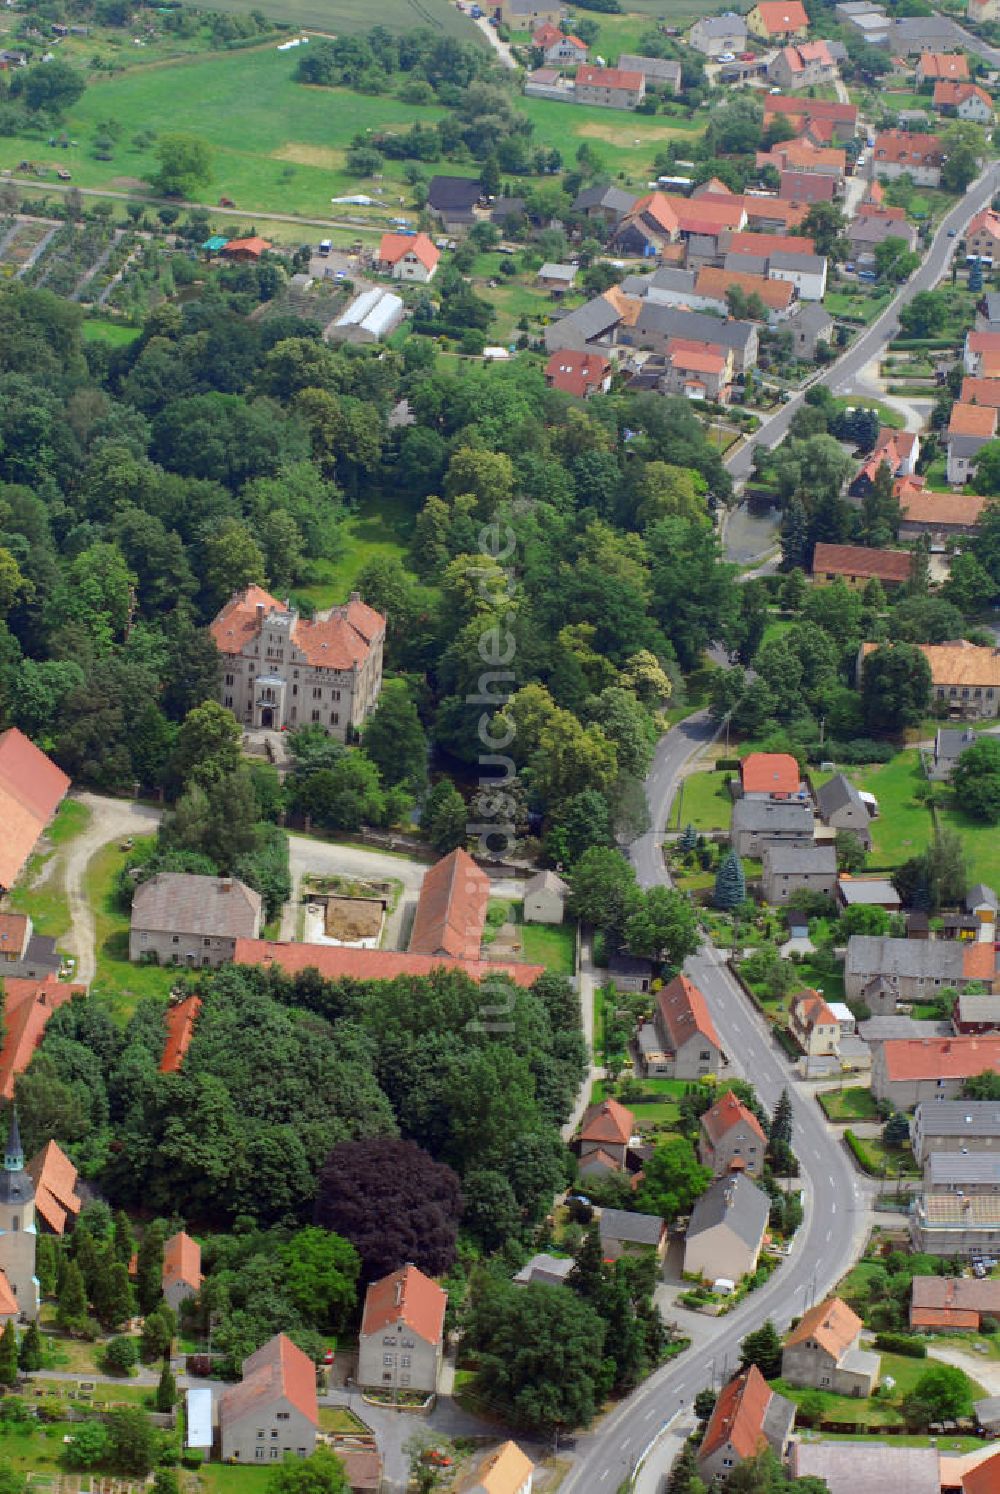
[847,212,920,268]
[872,1034,1000,1107]
[26,1140,81,1236]
[522,869,569,924]
[219,1334,318,1462]
[688,12,747,54]
[953,994,1000,1035]
[532,22,587,64]
[455,1441,534,1494]
[910,1274,1000,1331]
[947,401,997,485]
[779,170,837,204]
[513,1253,574,1288]
[576,1097,635,1178]
[211,585,385,738]
[964,328,1000,375]
[636,973,723,1080]
[599,1209,667,1263]
[427,176,481,232]
[934,80,994,121]
[661,339,734,403]
[898,488,988,544]
[916,50,970,84]
[618,54,681,92]
[698,1089,767,1178]
[845,932,997,1006]
[761,138,846,181]
[836,877,900,911]
[930,726,977,782]
[768,40,838,89]
[966,210,1000,265]
[851,426,920,494]
[0,728,70,897]
[162,1231,202,1313]
[494,0,562,28]
[607,951,654,994]
[571,182,637,226]
[789,990,842,1058]
[409,848,489,962]
[544,349,612,398]
[616,301,760,374]
[815,774,874,850]
[221,237,272,262]
[739,752,803,801]
[912,1100,1000,1163]
[787,302,834,360]
[0,912,60,983]
[746,0,809,40]
[872,129,944,186]
[573,63,645,108]
[941,883,998,945]
[377,232,439,283]
[961,372,1000,406]
[684,1173,770,1282]
[924,1152,1000,1198]
[781,1296,880,1395]
[160,993,202,1074]
[0,975,84,1101]
[811,542,912,590]
[129,872,262,968]
[767,249,828,302]
[730,799,815,859]
[537,262,577,294]
[234,937,544,989]
[858,640,1000,721]
[762,844,838,903]
[791,1444,939,1494]
[910,1191,1000,1255]
[763,94,858,142]
[357,1264,446,1396]
[698,1366,796,1486]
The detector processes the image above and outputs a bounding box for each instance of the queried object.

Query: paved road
[931,11,1000,66]
[473,12,517,68]
[724,161,1000,481]
[558,718,873,1494]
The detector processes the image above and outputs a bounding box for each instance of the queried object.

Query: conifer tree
[102,1262,135,1331]
[713,851,745,910]
[680,824,697,853]
[0,1322,18,1387]
[35,1235,59,1298]
[57,1259,88,1329]
[156,1360,176,1413]
[113,1210,136,1267]
[135,1224,165,1316]
[18,1319,42,1373]
[770,1089,793,1147]
[568,1224,606,1306]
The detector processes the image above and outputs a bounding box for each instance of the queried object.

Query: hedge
[844,1129,880,1175]
[874,1332,927,1358]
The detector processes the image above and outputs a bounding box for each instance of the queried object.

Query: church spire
[4,1110,23,1174]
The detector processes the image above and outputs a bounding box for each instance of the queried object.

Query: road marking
[831,1202,837,1214]
[644,1408,657,1421]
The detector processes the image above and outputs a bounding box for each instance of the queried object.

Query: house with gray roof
[977,292,1000,331]
[926,1151,1000,1193]
[544,295,622,353]
[684,1173,769,1283]
[836,877,900,910]
[787,302,834,360]
[730,798,814,858]
[688,11,747,54]
[598,1208,667,1262]
[815,773,873,848]
[769,250,827,302]
[847,213,919,269]
[513,1253,574,1286]
[857,1015,949,1050]
[762,844,837,903]
[618,54,681,91]
[844,934,995,1003]
[912,1099,1000,1163]
[617,303,759,371]
[954,993,1000,1035]
[790,1443,939,1494]
[883,14,964,50]
[130,872,262,968]
[523,869,569,924]
[571,182,637,225]
[929,726,975,781]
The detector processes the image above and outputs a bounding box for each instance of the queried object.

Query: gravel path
[62,792,162,985]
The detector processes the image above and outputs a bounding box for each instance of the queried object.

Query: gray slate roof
[936,727,975,762]
[770,250,825,274]
[525,869,569,898]
[629,302,756,353]
[968,883,999,912]
[599,1208,664,1246]
[837,878,899,906]
[691,11,746,35]
[913,1100,1000,1137]
[725,252,768,277]
[981,292,1000,326]
[538,262,577,283]
[816,772,864,818]
[791,1443,939,1494]
[512,1252,574,1286]
[858,1016,950,1043]
[789,302,833,332]
[731,799,814,833]
[927,1152,1000,1186]
[686,1173,769,1248]
[974,1395,1000,1428]
[544,295,621,351]
[647,267,697,295]
[764,845,837,875]
[845,934,968,981]
[131,872,262,938]
[618,54,681,85]
[572,183,637,216]
[957,993,1000,1026]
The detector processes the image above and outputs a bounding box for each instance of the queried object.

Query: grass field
[520,918,577,975]
[834,751,934,870]
[818,1086,880,1123]
[179,0,479,38]
[937,799,1000,889]
[85,839,179,1022]
[591,1076,688,1131]
[516,94,704,182]
[671,768,733,833]
[295,490,430,610]
[773,1351,986,1428]
[82,319,144,346]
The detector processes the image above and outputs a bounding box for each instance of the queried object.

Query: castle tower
[0,1110,39,1320]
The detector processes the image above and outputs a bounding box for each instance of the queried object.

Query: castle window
[11,1218,17,1232]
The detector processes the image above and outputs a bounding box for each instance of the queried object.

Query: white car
[718,51,735,61]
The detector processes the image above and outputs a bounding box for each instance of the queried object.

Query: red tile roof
[813,542,912,584]
[856,201,906,222]
[752,0,808,34]
[935,81,993,111]
[726,230,815,258]
[968,330,1000,354]
[950,402,998,438]
[408,849,489,962]
[0,913,29,961]
[361,1264,446,1344]
[221,1334,318,1428]
[919,51,969,80]
[884,1034,1000,1083]
[961,377,1000,407]
[233,939,545,989]
[0,729,71,892]
[656,973,721,1053]
[160,994,202,1074]
[912,1276,1000,1313]
[26,1140,81,1235]
[0,1273,17,1319]
[779,171,836,202]
[764,95,857,126]
[695,266,794,312]
[0,975,82,1100]
[780,39,834,70]
[163,1230,202,1293]
[742,196,809,228]
[532,22,562,44]
[701,1089,766,1146]
[784,1296,861,1358]
[873,129,944,166]
[700,1364,773,1463]
[791,989,839,1031]
[580,1097,634,1146]
[221,236,272,257]
[901,490,988,528]
[545,349,611,397]
[741,752,799,795]
[576,64,643,91]
[911,1307,980,1329]
[668,340,726,375]
[379,231,440,272]
[210,586,385,672]
[963,1448,1000,1494]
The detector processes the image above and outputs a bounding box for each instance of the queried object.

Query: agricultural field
[177,0,480,39]
[516,94,704,183]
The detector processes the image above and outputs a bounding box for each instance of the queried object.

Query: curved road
[560,716,871,1494]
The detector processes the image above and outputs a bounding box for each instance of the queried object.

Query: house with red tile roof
[873,1032,1000,1107]
[694,266,796,322]
[27,1140,82,1235]
[221,237,273,261]
[537,27,588,64]
[947,402,998,485]
[0,975,82,1100]
[234,937,544,988]
[812,542,913,588]
[851,426,920,495]
[964,328,1000,375]
[724,230,816,259]
[873,130,944,186]
[934,80,994,122]
[789,989,841,1058]
[910,1275,1000,1331]
[0,729,70,895]
[574,63,645,108]
[763,94,858,142]
[662,338,733,402]
[210,585,385,739]
[916,50,970,84]
[456,1440,534,1494]
[746,0,808,40]
[160,994,202,1073]
[740,752,801,799]
[544,349,612,398]
[0,910,60,982]
[966,210,1000,265]
[698,1364,795,1483]
[898,488,989,541]
[638,973,723,1080]
[964,1447,1000,1494]
[162,1230,203,1312]
[378,232,439,283]
[698,1090,767,1178]
[409,848,489,963]
[779,170,836,205]
[219,1334,318,1462]
[759,137,846,179]
[858,638,1000,721]
[782,1296,879,1394]
[742,196,809,231]
[358,1265,447,1395]
[768,39,837,90]
[577,1097,635,1176]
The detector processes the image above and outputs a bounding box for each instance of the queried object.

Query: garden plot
[0,217,61,279]
[24,224,119,298]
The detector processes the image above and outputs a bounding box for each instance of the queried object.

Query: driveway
[473,13,517,68]
[62,792,163,985]
[926,1342,1000,1395]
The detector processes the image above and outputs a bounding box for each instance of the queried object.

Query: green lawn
[8,857,71,945]
[82,319,144,347]
[835,752,933,870]
[515,94,705,184]
[178,0,479,34]
[46,798,92,845]
[85,840,180,1022]
[772,1351,986,1428]
[936,799,1000,889]
[825,289,895,325]
[520,919,577,976]
[671,769,733,833]
[295,491,431,610]
[829,396,905,430]
[592,1076,687,1131]
[818,1086,880,1123]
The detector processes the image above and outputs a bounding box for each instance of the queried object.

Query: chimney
[350,590,361,604]
[220,878,232,893]
[256,603,265,624]
[394,1276,404,1307]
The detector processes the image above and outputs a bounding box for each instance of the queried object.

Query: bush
[844,1129,880,1174]
[874,1332,927,1358]
[103,1335,139,1375]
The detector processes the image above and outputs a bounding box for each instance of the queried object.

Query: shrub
[844,1129,880,1175]
[874,1332,927,1358]
[103,1335,139,1375]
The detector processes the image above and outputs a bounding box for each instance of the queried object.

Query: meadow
[178,0,477,38]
